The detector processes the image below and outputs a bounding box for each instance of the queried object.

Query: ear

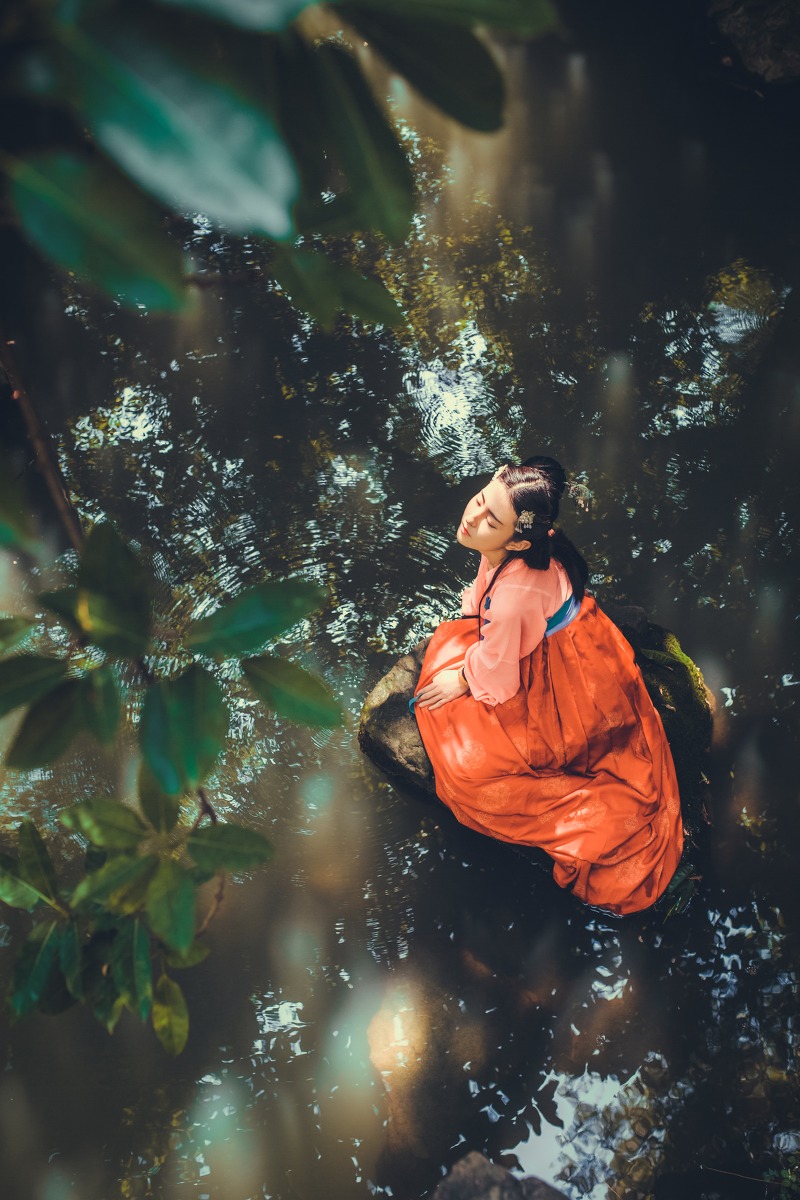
[506,537,531,554]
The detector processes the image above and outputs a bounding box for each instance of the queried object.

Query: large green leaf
[6,151,188,313]
[55,15,297,239]
[187,823,272,873]
[39,587,82,634]
[140,665,229,795]
[6,679,87,768]
[185,578,326,656]
[145,859,195,954]
[0,853,43,909]
[61,798,147,850]
[165,940,209,968]
[82,930,126,1031]
[0,617,35,655]
[272,248,403,330]
[10,921,61,1017]
[154,0,314,29]
[77,523,153,659]
[79,666,120,744]
[71,853,158,909]
[111,918,153,1019]
[339,7,504,131]
[0,655,67,718]
[242,655,343,727]
[152,973,189,1055]
[59,921,85,1000]
[343,0,558,35]
[138,762,181,833]
[17,821,60,906]
[313,42,414,243]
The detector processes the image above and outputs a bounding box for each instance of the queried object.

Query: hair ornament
[515,510,535,530]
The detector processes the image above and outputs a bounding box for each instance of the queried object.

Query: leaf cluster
[0,504,342,1050]
[0,0,557,325]
[0,811,269,1053]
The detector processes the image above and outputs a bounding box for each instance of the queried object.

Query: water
[1,7,799,1199]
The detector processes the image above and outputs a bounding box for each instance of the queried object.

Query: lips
[460,523,471,538]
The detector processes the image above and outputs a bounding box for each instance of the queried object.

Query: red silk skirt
[414,597,683,915]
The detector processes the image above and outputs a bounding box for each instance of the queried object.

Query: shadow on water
[1,3,799,1198]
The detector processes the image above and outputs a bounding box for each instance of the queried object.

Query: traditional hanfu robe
[413,555,683,915]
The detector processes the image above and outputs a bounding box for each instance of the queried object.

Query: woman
[413,457,683,915]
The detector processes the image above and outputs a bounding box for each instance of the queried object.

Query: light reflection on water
[1,18,800,1200]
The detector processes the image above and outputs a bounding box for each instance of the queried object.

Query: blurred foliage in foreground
[0,489,344,1053]
[0,0,557,325]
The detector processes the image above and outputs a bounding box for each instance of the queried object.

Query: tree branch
[0,340,84,552]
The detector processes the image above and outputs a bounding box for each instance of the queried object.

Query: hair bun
[521,455,567,499]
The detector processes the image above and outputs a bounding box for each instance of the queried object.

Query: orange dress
[414,556,683,915]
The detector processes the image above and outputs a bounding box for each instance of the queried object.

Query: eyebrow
[480,492,505,526]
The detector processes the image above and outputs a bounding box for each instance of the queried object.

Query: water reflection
[1,14,799,1200]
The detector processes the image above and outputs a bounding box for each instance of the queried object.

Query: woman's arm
[463,582,547,705]
[413,666,469,710]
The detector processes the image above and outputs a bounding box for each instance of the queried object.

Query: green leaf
[59,921,85,1000]
[145,859,195,954]
[6,680,88,768]
[140,664,229,795]
[81,930,126,1031]
[152,972,189,1055]
[339,8,504,131]
[77,523,153,659]
[10,921,61,1017]
[39,587,82,633]
[185,577,326,657]
[0,853,43,909]
[187,823,272,873]
[71,853,158,909]
[7,152,188,312]
[61,797,147,850]
[78,667,120,744]
[243,655,343,727]
[153,0,314,29]
[92,979,126,1032]
[0,655,68,718]
[315,42,414,243]
[342,0,558,35]
[111,918,153,1019]
[164,939,209,968]
[0,617,35,655]
[272,248,403,330]
[56,15,297,239]
[138,761,181,833]
[17,821,60,906]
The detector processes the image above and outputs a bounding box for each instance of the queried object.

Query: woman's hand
[414,668,469,710]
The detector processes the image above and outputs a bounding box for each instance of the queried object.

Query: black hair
[495,456,589,601]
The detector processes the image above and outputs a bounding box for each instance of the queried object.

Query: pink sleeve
[460,562,485,616]
[461,577,479,615]
[462,582,548,706]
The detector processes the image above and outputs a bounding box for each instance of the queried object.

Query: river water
[1,7,799,1200]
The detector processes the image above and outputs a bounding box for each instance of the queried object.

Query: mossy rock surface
[358,605,713,840]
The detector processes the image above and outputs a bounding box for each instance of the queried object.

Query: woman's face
[456,478,529,562]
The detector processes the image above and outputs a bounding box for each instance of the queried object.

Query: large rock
[711,0,800,83]
[431,1153,566,1200]
[357,606,713,839]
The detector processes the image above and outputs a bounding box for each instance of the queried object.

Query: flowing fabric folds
[414,597,683,914]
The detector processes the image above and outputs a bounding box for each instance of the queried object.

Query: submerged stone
[431,1152,566,1200]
